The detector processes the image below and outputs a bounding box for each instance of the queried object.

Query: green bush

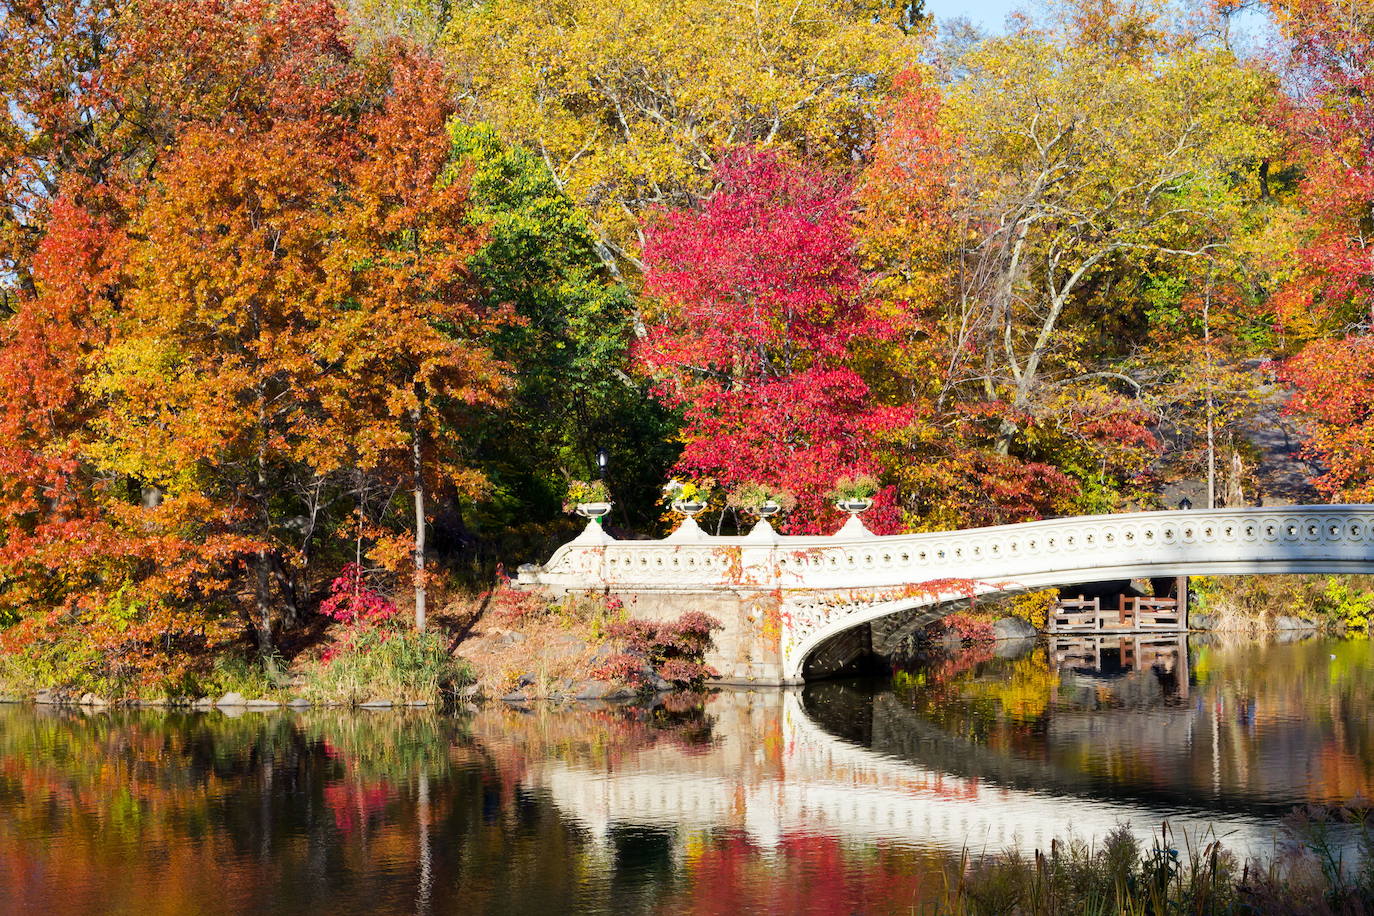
[1316,577,1373,631]
[0,634,107,696]
[301,627,473,706]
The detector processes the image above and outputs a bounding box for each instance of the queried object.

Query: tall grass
[939,814,1374,915]
[300,627,472,706]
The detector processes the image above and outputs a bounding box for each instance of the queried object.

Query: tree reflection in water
[0,637,1371,914]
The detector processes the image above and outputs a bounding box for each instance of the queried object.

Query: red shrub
[943,612,995,643]
[319,563,398,625]
[600,613,722,688]
[489,586,549,623]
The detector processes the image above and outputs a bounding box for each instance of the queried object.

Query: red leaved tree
[637,150,910,533]
[1269,1,1374,498]
[1279,337,1374,500]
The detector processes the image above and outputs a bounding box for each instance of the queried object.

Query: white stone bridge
[516,505,1374,684]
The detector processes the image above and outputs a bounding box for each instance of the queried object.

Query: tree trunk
[411,404,427,633]
[1204,278,1217,509]
[254,551,276,659]
[254,383,278,667]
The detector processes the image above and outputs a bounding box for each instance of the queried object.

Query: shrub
[1315,577,1373,631]
[1187,575,1374,632]
[202,652,282,699]
[319,563,399,625]
[489,585,550,623]
[1006,589,1058,630]
[594,612,722,688]
[552,591,625,640]
[943,611,995,643]
[0,609,233,700]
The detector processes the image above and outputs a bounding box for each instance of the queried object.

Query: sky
[922,0,1026,31]
[921,0,1276,46]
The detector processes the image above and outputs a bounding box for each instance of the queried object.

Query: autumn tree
[0,0,367,666]
[933,0,1275,509]
[854,69,1080,528]
[1,1,515,684]
[440,0,922,278]
[1280,337,1374,500]
[93,119,344,659]
[637,150,910,533]
[1266,0,1374,336]
[1267,0,1374,498]
[315,54,506,632]
[0,0,121,303]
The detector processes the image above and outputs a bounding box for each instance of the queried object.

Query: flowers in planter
[662,478,705,503]
[563,479,611,514]
[726,482,798,516]
[825,474,880,503]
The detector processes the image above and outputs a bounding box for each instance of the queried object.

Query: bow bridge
[516,505,1374,684]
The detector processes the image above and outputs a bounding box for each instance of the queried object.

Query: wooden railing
[1050,595,1183,633]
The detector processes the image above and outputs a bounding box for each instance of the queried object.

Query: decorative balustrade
[520,506,1374,595]
[517,505,1374,680]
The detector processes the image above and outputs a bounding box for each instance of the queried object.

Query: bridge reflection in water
[477,637,1350,862]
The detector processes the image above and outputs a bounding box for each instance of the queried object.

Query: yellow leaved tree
[439,0,922,278]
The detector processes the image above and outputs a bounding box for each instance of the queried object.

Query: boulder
[517,672,538,688]
[1189,613,1216,631]
[500,691,528,703]
[359,699,393,709]
[216,692,247,708]
[993,617,1038,640]
[192,697,215,709]
[574,680,615,700]
[287,698,311,709]
[1275,615,1316,631]
[244,698,281,709]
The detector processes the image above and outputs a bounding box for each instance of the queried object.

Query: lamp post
[1178,497,1192,511]
[597,448,609,480]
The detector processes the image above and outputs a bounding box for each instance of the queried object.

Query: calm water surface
[1,635,1372,914]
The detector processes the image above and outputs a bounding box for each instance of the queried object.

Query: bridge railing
[518,505,1374,595]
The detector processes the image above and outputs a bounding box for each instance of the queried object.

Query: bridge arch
[780,507,1374,680]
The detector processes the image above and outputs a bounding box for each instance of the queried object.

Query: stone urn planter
[753,499,783,518]
[574,501,613,520]
[671,499,707,518]
[835,497,873,516]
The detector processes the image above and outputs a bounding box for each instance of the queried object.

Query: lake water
[1,635,1371,914]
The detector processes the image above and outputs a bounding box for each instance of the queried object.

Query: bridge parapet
[516,506,1374,682]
